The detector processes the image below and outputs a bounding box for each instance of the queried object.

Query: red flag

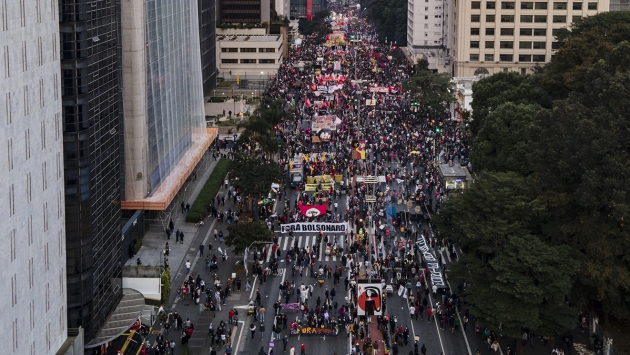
[305,97,312,108]
[298,204,327,217]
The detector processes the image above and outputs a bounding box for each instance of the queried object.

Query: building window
[521,1,533,8]
[535,2,548,8]
[486,1,496,8]
[501,15,514,22]
[485,41,495,48]
[519,41,533,48]
[520,15,533,22]
[500,28,514,35]
[259,48,275,53]
[240,59,256,63]
[221,59,238,63]
[500,41,514,48]
[486,28,495,35]
[573,15,582,21]
[471,14,480,22]
[470,41,480,48]
[533,41,546,49]
[501,1,515,8]
[534,15,548,22]
[500,54,514,61]
[487,14,496,22]
[587,1,597,9]
[553,15,566,22]
[484,54,495,61]
[533,28,547,36]
[552,28,562,36]
[470,54,480,61]
[221,48,238,52]
[572,2,582,9]
[552,41,562,49]
[553,1,568,8]
[471,1,481,8]
[240,48,256,53]
[471,28,480,35]
[259,59,275,63]
[521,68,527,74]
[533,54,546,61]
[520,28,533,35]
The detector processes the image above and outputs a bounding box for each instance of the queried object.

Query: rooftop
[217,35,281,42]
[438,163,472,179]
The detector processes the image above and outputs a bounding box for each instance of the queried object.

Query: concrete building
[200,0,218,97]
[609,0,630,10]
[0,0,82,353]
[58,0,125,348]
[120,0,217,213]
[450,0,609,76]
[406,0,452,73]
[219,0,273,23]
[216,34,284,76]
[290,0,328,19]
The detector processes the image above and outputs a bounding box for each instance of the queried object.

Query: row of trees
[220,98,288,254]
[434,12,630,337]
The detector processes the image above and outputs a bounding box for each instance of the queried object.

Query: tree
[534,11,630,100]
[229,153,283,208]
[471,102,544,176]
[361,0,407,46]
[403,59,455,115]
[470,72,551,137]
[434,172,579,337]
[225,222,274,255]
[529,41,630,320]
[237,98,289,154]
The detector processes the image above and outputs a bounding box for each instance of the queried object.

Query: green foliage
[161,267,171,304]
[535,11,630,100]
[186,159,232,223]
[471,103,543,175]
[229,153,283,202]
[436,12,630,331]
[435,172,579,337]
[225,222,274,255]
[361,0,407,46]
[298,17,333,40]
[403,59,455,115]
[236,97,289,154]
[470,72,551,136]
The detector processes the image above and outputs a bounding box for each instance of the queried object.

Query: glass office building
[200,0,218,97]
[59,0,124,347]
[290,0,327,18]
[121,0,206,203]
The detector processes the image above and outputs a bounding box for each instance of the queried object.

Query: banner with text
[280,222,348,233]
[416,236,446,288]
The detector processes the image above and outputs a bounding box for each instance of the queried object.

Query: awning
[84,288,146,348]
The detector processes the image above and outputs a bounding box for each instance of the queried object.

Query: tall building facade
[290,0,327,19]
[0,0,70,353]
[121,0,208,206]
[450,0,609,76]
[219,0,273,23]
[200,0,218,97]
[58,0,124,347]
[406,0,452,73]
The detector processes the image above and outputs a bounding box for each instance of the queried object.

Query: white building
[0,0,78,353]
[216,34,284,77]
[406,0,452,73]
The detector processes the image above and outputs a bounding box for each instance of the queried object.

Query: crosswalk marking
[263,236,342,262]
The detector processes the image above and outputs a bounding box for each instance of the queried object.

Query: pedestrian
[283,335,288,352]
[260,306,266,322]
[289,345,295,355]
[185,260,191,274]
[300,342,306,355]
[250,323,257,339]
[260,321,266,339]
[199,243,205,256]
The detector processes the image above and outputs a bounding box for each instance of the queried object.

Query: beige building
[450,0,608,76]
[216,34,284,77]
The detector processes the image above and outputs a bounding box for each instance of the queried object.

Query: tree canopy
[435,11,630,333]
[225,222,274,255]
[228,152,283,204]
[237,97,289,154]
[361,0,407,46]
[403,59,455,116]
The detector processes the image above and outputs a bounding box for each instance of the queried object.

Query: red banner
[306,0,313,20]
[298,204,327,217]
